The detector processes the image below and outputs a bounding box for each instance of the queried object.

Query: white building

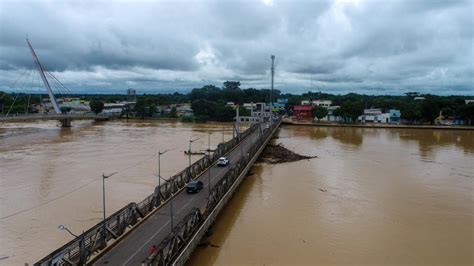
[301,99,332,107]
[321,106,344,122]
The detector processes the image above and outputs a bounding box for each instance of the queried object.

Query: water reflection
[284,125,473,156]
[398,129,474,156]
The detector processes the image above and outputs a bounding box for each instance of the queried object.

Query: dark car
[186,180,204,193]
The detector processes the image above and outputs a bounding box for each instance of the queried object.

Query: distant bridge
[35,118,281,266]
[2,38,104,127]
[0,113,110,126]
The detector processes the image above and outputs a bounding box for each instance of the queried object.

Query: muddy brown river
[0,121,473,265]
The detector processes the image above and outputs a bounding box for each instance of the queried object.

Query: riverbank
[282,120,474,130]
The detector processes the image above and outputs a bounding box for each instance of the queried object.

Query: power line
[0,151,163,220]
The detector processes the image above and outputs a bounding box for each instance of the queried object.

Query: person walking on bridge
[149,245,157,255]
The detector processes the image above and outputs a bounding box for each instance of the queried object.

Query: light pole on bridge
[208,132,213,199]
[188,137,200,167]
[158,149,170,188]
[101,172,112,246]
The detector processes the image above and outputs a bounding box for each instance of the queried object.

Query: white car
[217,157,230,167]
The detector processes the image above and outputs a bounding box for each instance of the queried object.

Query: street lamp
[58,224,86,264]
[101,172,112,246]
[158,149,170,187]
[222,126,225,143]
[158,175,175,232]
[207,132,213,198]
[58,224,78,238]
[188,137,200,167]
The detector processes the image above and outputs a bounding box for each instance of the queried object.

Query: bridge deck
[0,113,109,122]
[93,124,265,265]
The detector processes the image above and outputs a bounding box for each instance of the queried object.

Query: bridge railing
[35,122,262,266]
[143,118,281,265]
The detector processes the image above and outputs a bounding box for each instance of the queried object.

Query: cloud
[0,0,472,95]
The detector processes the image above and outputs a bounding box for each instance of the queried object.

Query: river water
[0,121,473,265]
[189,126,473,265]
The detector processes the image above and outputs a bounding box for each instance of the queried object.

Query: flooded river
[189,126,473,265]
[0,120,235,265]
[1,122,473,265]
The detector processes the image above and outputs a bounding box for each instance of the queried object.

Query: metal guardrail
[142,118,281,266]
[35,122,262,266]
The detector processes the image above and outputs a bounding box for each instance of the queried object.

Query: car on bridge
[217,157,230,167]
[186,180,204,193]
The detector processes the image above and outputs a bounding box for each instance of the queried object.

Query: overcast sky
[0,0,472,95]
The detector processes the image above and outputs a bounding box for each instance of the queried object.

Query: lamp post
[159,175,175,232]
[208,132,213,198]
[158,149,170,187]
[58,224,78,238]
[222,126,225,143]
[58,225,86,264]
[188,137,200,167]
[101,173,111,246]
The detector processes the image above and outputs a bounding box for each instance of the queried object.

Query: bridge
[1,38,102,127]
[35,118,281,266]
[0,113,110,126]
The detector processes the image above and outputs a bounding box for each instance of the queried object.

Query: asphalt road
[94,124,267,265]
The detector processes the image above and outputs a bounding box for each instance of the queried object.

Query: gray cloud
[0,0,472,95]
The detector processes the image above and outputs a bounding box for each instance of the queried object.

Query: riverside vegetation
[2,82,473,125]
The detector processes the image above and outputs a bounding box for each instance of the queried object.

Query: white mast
[26,38,62,114]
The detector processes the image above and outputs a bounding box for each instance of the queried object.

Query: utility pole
[101,173,111,246]
[188,137,200,167]
[270,55,275,124]
[158,150,169,187]
[208,132,212,198]
[169,178,175,232]
[222,126,225,143]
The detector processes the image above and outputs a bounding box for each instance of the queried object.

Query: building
[102,103,126,116]
[293,105,313,120]
[127,88,137,103]
[389,109,401,124]
[321,106,344,122]
[359,108,401,124]
[175,103,194,117]
[465,99,474,104]
[414,96,425,101]
[301,99,332,107]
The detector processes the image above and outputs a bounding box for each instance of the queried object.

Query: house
[102,103,126,116]
[301,99,332,107]
[360,108,383,123]
[359,108,401,124]
[321,106,343,122]
[389,109,401,124]
[226,102,236,109]
[176,103,194,117]
[414,96,425,101]
[293,105,313,120]
[465,100,474,104]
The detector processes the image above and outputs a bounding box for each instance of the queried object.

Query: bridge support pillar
[59,118,72,127]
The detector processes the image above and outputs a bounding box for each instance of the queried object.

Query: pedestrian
[149,244,157,255]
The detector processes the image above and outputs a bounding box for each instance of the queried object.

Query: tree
[191,99,216,117]
[89,99,104,114]
[421,97,441,124]
[134,99,146,118]
[457,103,474,126]
[338,100,364,123]
[170,107,177,118]
[238,106,251,116]
[222,81,245,104]
[312,105,328,122]
[401,103,422,124]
